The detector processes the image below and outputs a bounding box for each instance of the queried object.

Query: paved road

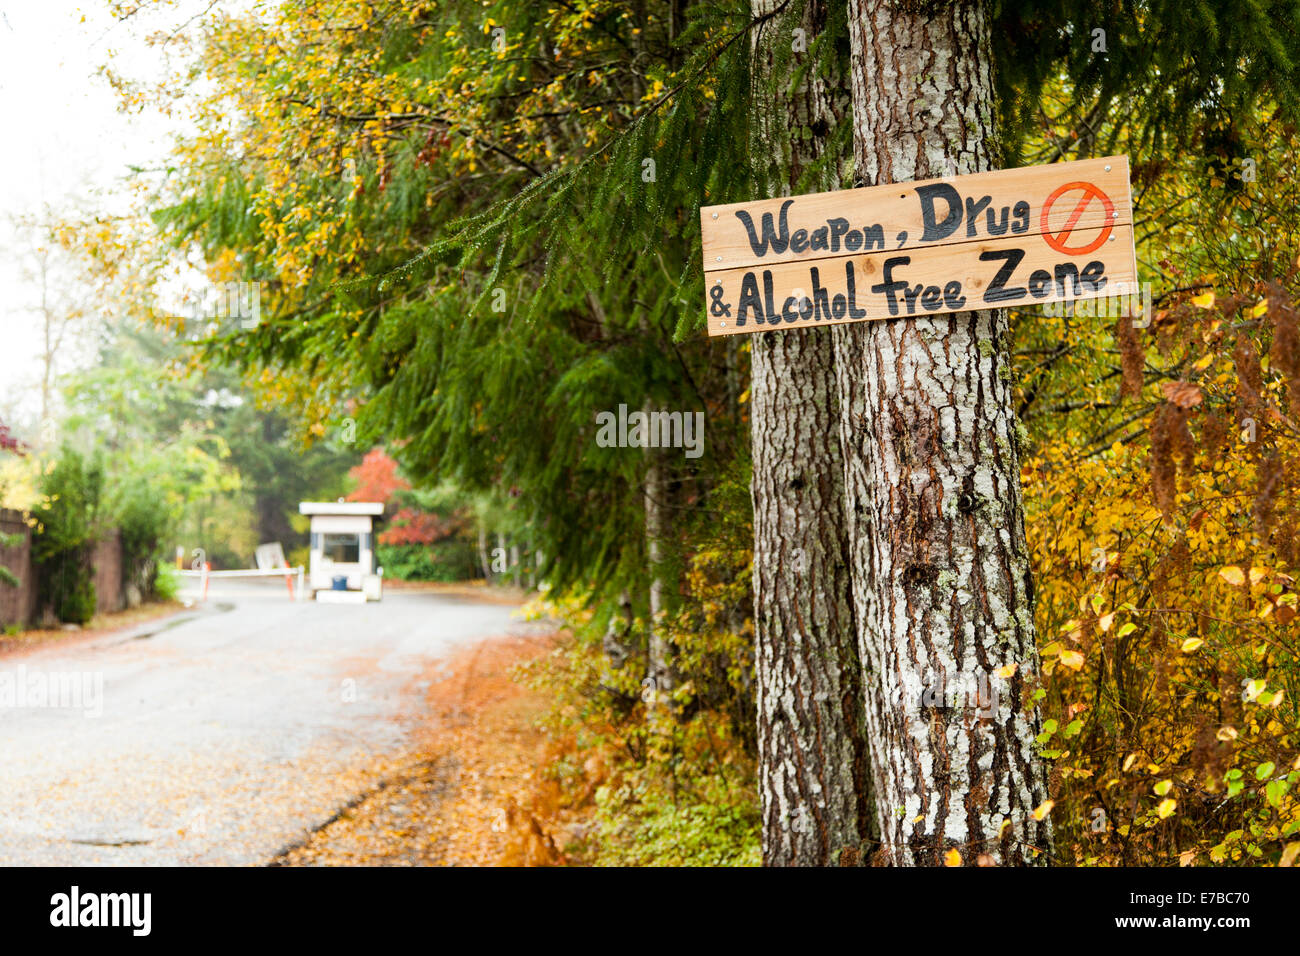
[0,582,527,865]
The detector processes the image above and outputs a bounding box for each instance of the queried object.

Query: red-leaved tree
[346,447,408,504]
[0,419,24,455]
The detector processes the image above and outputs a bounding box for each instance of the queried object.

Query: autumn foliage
[0,420,23,455]
[112,0,1300,866]
[1022,277,1300,866]
[346,448,409,505]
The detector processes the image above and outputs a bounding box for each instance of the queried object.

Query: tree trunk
[749,0,875,866]
[835,0,1052,866]
[644,439,671,703]
[477,525,491,580]
[602,588,635,669]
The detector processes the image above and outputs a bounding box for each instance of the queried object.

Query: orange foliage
[346,448,409,504]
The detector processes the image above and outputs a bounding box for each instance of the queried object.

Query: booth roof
[298,501,385,516]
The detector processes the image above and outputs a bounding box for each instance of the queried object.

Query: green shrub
[377,540,478,581]
[30,449,103,625]
[154,566,181,602]
[588,776,761,867]
[51,570,96,625]
[117,484,171,601]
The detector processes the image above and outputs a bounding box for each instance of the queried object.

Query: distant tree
[30,449,104,625]
[346,448,410,505]
[379,508,466,547]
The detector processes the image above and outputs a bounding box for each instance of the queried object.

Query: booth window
[322,533,361,563]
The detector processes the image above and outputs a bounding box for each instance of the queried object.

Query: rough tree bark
[749,0,875,866]
[834,0,1052,865]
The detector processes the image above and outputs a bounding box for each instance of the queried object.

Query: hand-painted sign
[699,156,1137,336]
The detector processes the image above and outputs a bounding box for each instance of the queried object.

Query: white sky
[0,1,193,431]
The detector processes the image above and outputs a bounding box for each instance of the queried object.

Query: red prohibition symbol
[1040,180,1115,255]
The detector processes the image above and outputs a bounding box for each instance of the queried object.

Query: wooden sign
[700,156,1137,336]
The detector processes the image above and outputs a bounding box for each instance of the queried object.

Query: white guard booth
[298,501,385,603]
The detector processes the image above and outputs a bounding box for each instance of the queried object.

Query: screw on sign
[1040,181,1115,255]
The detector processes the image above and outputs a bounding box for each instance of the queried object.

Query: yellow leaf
[1156,798,1177,819]
[1219,566,1246,586]
[1179,849,1198,866]
[1281,842,1300,867]
[1192,291,1216,308]
[1216,726,1238,742]
[944,848,962,867]
[1154,779,1174,796]
[1098,612,1115,632]
[1251,300,1269,318]
[1181,637,1204,653]
[995,662,1018,679]
[1032,799,1055,821]
[1059,650,1086,671]
[1123,753,1139,772]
